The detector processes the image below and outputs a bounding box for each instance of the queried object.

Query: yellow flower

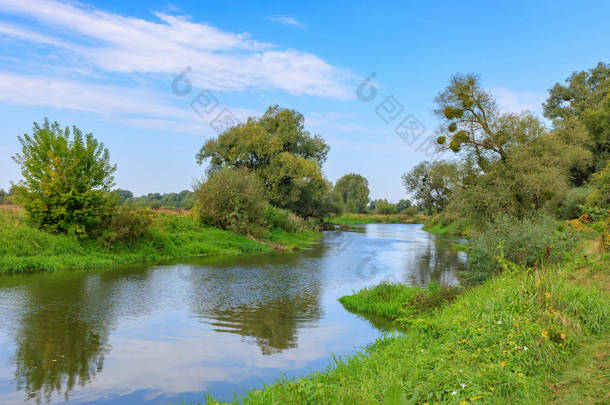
[541,331,549,338]
[500,360,506,367]
[545,292,551,298]
[560,333,565,340]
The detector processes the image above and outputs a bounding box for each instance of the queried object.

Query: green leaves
[12,118,117,237]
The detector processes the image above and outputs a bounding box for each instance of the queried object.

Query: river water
[0,224,468,404]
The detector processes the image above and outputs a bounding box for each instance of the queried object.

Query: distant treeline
[116,189,195,209]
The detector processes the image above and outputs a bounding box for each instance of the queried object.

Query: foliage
[396,198,412,213]
[12,118,117,237]
[375,200,398,215]
[558,186,592,219]
[264,205,311,233]
[466,214,576,284]
[193,168,267,235]
[196,105,331,219]
[120,189,195,209]
[585,163,610,209]
[544,61,610,180]
[327,213,423,225]
[402,160,461,213]
[99,207,154,248]
[332,173,370,213]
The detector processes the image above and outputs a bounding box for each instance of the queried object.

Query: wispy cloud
[267,15,305,29]
[0,0,352,100]
[493,88,545,114]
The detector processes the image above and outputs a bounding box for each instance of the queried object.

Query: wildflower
[452,391,457,396]
[545,292,551,298]
[560,333,565,340]
[460,383,467,388]
[500,360,506,367]
[541,331,549,338]
[523,346,528,350]
[497,321,502,325]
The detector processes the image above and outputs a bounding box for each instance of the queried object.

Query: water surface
[0,224,467,404]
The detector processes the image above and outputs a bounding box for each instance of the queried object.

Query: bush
[467,214,576,284]
[400,206,418,216]
[376,201,398,215]
[194,168,267,235]
[100,207,154,248]
[586,164,610,209]
[558,186,592,219]
[265,205,305,232]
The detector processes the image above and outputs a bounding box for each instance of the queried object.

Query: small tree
[194,168,267,235]
[12,119,117,236]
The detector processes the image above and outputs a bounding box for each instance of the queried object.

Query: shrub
[400,206,418,216]
[558,186,592,219]
[194,168,267,235]
[265,205,305,232]
[586,164,610,209]
[467,214,576,284]
[100,207,154,248]
[376,201,398,215]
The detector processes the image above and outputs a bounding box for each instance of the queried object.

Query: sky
[0,0,608,201]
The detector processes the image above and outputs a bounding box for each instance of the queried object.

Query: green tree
[402,161,460,213]
[396,199,412,213]
[12,119,117,236]
[196,105,331,219]
[586,163,610,209]
[332,173,370,213]
[544,62,610,182]
[0,189,6,205]
[194,168,267,235]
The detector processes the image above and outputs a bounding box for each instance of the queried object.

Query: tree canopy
[196,105,332,219]
[332,173,370,213]
[12,119,117,236]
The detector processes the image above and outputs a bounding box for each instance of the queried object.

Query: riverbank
[328,213,426,225]
[0,207,321,274]
[204,226,608,404]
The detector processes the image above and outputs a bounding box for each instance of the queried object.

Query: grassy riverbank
[328,213,426,225]
[203,227,608,404]
[0,207,321,274]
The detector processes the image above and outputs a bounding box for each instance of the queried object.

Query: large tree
[196,105,332,219]
[332,173,370,213]
[402,160,461,213]
[543,62,610,183]
[12,119,117,236]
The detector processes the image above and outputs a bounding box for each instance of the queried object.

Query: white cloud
[493,88,545,114]
[0,0,351,99]
[267,15,305,29]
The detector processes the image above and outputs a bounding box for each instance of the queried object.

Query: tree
[12,119,117,236]
[544,62,610,182]
[396,199,412,213]
[332,173,370,213]
[402,161,460,213]
[196,105,331,219]
[0,189,6,205]
[116,189,133,202]
[375,200,397,215]
[194,168,267,235]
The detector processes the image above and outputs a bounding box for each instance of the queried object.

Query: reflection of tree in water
[188,250,324,355]
[408,235,468,287]
[10,274,114,404]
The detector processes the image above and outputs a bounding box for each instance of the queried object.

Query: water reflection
[0,224,468,404]
[8,275,113,404]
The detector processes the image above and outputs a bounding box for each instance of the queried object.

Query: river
[0,224,468,404]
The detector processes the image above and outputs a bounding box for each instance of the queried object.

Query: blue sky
[0,0,608,201]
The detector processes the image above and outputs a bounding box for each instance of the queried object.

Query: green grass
[0,208,321,274]
[203,250,609,404]
[328,213,426,225]
[339,281,462,320]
